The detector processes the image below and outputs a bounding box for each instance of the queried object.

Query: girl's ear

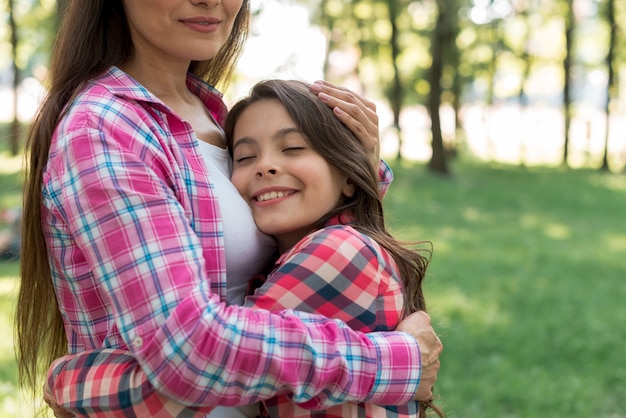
[342,178,356,198]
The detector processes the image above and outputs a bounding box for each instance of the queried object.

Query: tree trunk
[600,0,615,172]
[388,0,404,162]
[427,2,449,175]
[8,0,20,156]
[562,1,574,167]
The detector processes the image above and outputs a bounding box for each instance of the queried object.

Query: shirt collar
[93,66,229,127]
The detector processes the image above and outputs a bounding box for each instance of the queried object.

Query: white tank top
[195,139,276,304]
[196,140,276,418]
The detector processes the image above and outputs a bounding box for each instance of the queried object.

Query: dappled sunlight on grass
[588,171,626,192]
[543,222,571,240]
[461,206,481,222]
[604,233,626,252]
[0,268,32,418]
[429,286,511,330]
[386,161,626,416]
[0,152,24,175]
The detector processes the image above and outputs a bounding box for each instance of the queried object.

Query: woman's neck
[119,57,191,103]
[119,59,225,148]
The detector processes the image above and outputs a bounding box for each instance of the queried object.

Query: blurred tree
[388,0,404,161]
[510,0,537,166]
[3,0,57,153]
[427,0,459,175]
[562,0,574,167]
[600,0,616,172]
[8,0,20,156]
[309,0,423,161]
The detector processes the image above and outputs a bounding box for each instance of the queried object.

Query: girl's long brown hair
[225,80,444,417]
[15,0,250,396]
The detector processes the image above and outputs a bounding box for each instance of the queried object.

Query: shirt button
[132,336,143,348]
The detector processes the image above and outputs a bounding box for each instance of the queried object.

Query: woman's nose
[191,0,219,8]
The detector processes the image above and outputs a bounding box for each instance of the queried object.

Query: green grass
[0,262,30,417]
[0,146,34,417]
[0,153,624,417]
[385,160,626,417]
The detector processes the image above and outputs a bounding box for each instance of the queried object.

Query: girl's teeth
[258,191,286,202]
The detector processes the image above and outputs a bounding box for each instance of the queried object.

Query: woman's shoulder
[59,69,170,134]
[70,67,159,111]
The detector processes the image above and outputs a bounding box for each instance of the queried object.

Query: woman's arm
[49,123,419,406]
[43,227,409,418]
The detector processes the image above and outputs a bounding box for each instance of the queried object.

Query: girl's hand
[310,81,380,170]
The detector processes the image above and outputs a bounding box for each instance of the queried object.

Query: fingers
[396,311,443,401]
[414,352,441,401]
[310,81,380,168]
[44,382,75,418]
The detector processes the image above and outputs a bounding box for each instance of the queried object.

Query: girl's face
[123,0,242,66]
[230,99,355,252]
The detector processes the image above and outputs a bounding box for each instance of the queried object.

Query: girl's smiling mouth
[253,189,297,203]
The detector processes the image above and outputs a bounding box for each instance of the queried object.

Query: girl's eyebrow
[231,136,255,152]
[274,127,301,139]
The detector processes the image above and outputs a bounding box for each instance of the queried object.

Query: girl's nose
[256,167,277,177]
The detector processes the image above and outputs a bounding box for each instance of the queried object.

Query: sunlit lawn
[385,161,626,417]
[0,262,30,417]
[0,147,625,416]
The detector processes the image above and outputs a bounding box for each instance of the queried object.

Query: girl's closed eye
[234,152,256,163]
[283,146,305,153]
[281,136,309,153]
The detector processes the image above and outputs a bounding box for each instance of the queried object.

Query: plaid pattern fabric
[43,66,420,415]
[246,219,420,417]
[48,350,213,418]
[47,220,419,417]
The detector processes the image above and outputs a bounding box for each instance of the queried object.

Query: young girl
[228,79,442,418]
[45,80,443,418]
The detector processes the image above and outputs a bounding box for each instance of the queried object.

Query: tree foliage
[3,0,626,171]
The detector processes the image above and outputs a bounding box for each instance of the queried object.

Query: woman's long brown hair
[15,0,250,396]
[225,80,444,417]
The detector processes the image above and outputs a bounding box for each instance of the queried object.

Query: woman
[45,80,445,417]
[17,0,442,415]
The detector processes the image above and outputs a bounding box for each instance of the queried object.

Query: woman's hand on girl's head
[310,81,380,170]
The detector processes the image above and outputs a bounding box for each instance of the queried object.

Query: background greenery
[4,0,626,173]
[1,143,624,416]
[2,1,626,416]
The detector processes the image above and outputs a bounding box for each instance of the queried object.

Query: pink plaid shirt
[44,67,422,416]
[48,217,420,417]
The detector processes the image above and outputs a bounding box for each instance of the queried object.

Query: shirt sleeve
[45,227,419,416]
[378,159,393,197]
[44,121,418,414]
[47,350,213,418]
